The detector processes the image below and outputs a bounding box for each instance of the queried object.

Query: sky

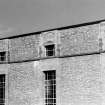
[0,0,105,38]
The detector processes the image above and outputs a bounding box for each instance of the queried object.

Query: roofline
[0,19,105,40]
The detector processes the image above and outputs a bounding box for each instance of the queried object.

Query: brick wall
[7,54,105,105]
[9,23,102,62]
[100,53,105,105]
[60,54,102,105]
[8,62,44,105]
[9,34,40,62]
[60,24,100,56]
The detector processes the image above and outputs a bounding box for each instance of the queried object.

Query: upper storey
[1,20,105,63]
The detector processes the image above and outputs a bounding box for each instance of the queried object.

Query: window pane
[0,75,5,82]
[44,71,56,105]
[53,94,56,98]
[0,99,4,103]
[0,52,6,61]
[0,57,5,61]
[47,99,53,103]
[53,99,56,103]
[47,71,55,75]
[48,94,53,98]
[0,83,5,88]
[0,88,3,98]
[45,45,54,50]
[45,44,55,56]
[46,51,54,56]
[49,80,56,85]
[47,76,55,80]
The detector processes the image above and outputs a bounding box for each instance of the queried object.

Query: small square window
[45,44,55,56]
[0,52,6,61]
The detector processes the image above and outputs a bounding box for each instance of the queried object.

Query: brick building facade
[0,20,105,105]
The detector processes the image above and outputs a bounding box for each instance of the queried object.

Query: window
[43,70,56,105]
[0,52,6,61]
[0,74,5,105]
[45,44,55,56]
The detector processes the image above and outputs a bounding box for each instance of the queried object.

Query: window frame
[43,70,56,105]
[45,44,55,57]
[0,74,5,105]
[0,52,6,62]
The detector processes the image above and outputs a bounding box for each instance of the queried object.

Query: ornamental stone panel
[39,30,60,57]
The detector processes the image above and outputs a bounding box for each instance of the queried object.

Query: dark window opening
[0,74,5,105]
[43,70,56,105]
[0,52,6,61]
[45,44,55,56]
